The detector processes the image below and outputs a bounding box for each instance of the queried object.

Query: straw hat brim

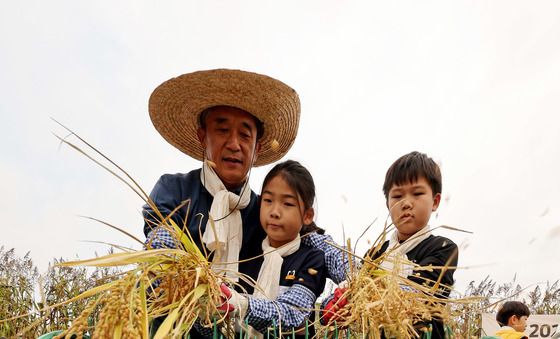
[149,69,301,166]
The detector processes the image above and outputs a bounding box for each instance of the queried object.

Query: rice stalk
[49,225,229,338]
[41,122,245,337]
[320,216,476,339]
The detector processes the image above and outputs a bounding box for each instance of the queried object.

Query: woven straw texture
[149,69,300,166]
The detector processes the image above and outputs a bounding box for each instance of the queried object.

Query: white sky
[1,1,559,293]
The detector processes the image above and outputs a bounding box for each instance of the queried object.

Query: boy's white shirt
[380,225,432,278]
[200,160,251,280]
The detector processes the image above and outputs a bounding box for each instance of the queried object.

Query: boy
[368,151,458,338]
[494,301,530,339]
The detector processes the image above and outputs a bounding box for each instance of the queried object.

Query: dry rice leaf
[437,224,473,234]
[113,322,123,339]
[56,248,182,267]
[138,280,149,339]
[153,301,182,339]
[169,219,205,259]
[154,284,207,339]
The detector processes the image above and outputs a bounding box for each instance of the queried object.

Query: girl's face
[260,175,314,247]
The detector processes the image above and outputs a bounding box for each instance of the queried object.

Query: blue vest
[143,168,265,292]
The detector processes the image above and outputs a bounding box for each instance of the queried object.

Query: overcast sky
[1,1,559,293]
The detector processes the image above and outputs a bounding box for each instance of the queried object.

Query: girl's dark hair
[382,151,442,200]
[496,301,530,326]
[261,160,324,235]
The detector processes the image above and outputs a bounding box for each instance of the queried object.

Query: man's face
[197,107,261,189]
[387,176,441,241]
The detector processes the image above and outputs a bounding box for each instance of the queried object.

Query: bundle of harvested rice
[53,225,227,338]
[41,122,236,338]
[338,259,451,338]
[321,223,473,339]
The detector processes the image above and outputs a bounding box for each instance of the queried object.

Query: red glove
[217,283,235,314]
[216,283,247,316]
[321,287,348,325]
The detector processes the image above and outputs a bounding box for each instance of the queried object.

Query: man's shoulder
[155,169,205,195]
[159,169,201,183]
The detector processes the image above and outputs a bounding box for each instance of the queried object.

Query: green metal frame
[39,321,439,339]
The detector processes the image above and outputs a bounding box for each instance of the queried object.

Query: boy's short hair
[383,151,442,200]
[496,301,530,327]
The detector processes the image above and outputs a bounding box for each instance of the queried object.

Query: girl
[219,160,327,338]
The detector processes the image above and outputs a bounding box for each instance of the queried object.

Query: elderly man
[144,69,348,337]
[144,69,300,287]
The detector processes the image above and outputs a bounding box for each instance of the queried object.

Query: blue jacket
[142,168,266,293]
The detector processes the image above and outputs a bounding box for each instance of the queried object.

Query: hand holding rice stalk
[53,237,228,338]
[334,255,450,338]
[321,219,473,339]
[47,121,242,338]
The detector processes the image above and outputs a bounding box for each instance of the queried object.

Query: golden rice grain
[271,139,280,151]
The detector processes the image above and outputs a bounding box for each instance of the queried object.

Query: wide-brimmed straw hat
[149,69,300,166]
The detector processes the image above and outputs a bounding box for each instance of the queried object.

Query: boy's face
[387,176,441,241]
[510,315,528,332]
